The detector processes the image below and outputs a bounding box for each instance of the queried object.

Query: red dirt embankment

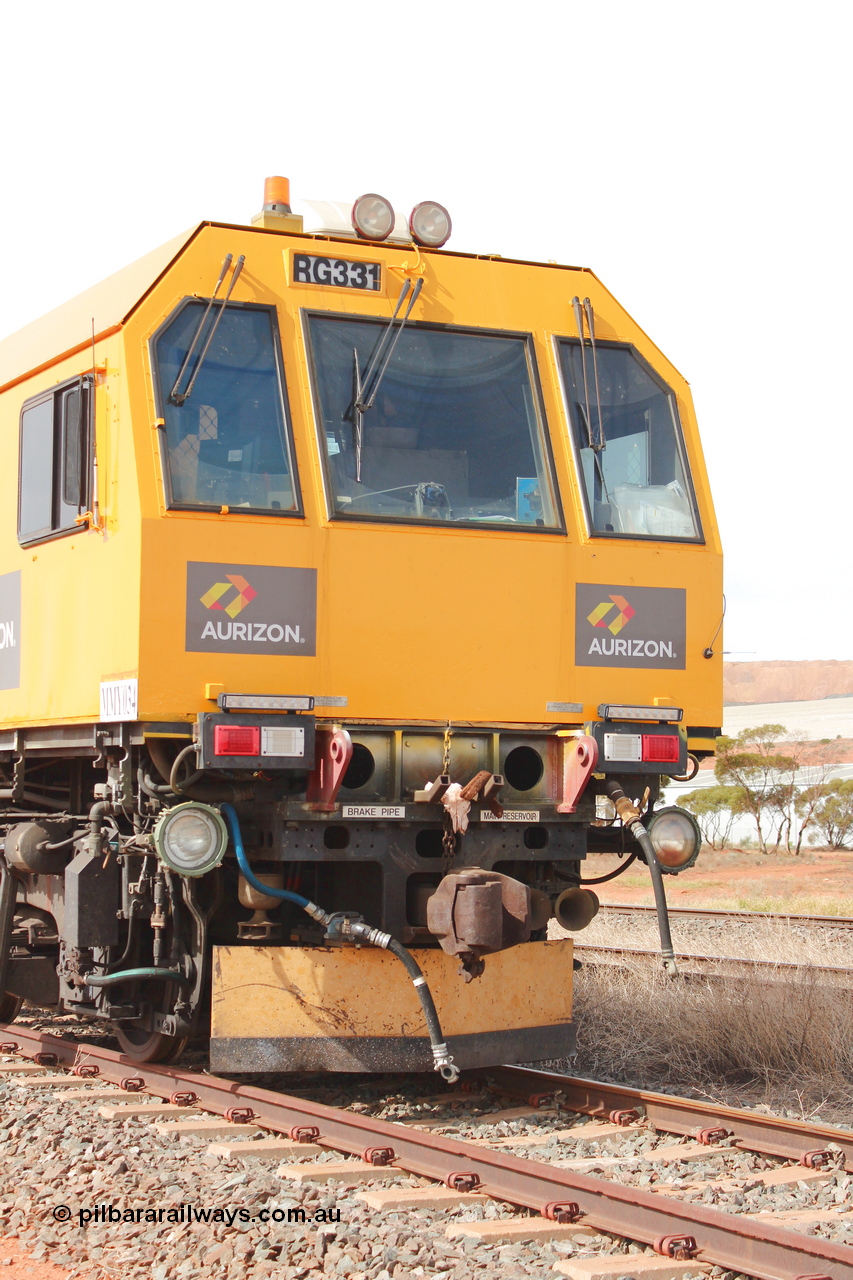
[725,660,853,705]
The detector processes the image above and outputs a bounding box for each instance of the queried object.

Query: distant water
[722,696,853,739]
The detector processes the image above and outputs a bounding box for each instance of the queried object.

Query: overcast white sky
[1,1,848,663]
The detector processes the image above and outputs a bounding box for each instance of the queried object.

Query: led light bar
[218,694,314,712]
[598,704,682,723]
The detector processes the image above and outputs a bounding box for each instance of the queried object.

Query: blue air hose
[219,801,458,1082]
[221,802,320,915]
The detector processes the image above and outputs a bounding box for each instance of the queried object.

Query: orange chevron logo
[587,594,635,635]
[200,575,257,619]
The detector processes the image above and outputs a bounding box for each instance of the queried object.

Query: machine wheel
[114,1023,189,1064]
[0,992,23,1024]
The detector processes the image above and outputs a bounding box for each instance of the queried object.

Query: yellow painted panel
[0,218,723,733]
[211,938,573,1042]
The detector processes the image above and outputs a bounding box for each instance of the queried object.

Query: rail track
[573,942,853,984]
[2,1024,853,1279]
[597,903,853,930]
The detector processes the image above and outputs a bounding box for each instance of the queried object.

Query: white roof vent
[294,199,412,244]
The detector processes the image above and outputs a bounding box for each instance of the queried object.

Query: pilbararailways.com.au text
[52,1204,341,1229]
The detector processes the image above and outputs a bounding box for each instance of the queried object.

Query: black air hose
[602,779,678,977]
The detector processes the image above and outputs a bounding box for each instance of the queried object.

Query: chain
[442,722,456,872]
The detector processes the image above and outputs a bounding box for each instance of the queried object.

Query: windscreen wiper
[352,276,423,481]
[170,254,245,406]
[583,297,606,450]
[573,296,606,451]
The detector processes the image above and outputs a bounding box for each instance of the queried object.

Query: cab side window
[18,377,92,544]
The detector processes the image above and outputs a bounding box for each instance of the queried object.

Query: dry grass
[562,957,853,1124]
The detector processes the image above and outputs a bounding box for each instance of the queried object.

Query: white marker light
[409,200,452,248]
[154,803,229,877]
[351,193,395,241]
[647,806,702,874]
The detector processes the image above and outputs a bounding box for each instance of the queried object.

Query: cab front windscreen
[306,314,562,530]
[558,339,701,541]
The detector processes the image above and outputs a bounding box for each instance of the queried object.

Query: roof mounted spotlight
[351,193,395,241]
[409,200,452,248]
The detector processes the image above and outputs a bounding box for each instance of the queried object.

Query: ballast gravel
[0,1064,760,1280]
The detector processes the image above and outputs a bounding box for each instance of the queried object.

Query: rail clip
[445,1172,480,1193]
[609,1108,640,1126]
[654,1235,697,1259]
[697,1126,729,1144]
[74,1064,99,1078]
[120,1077,145,1092]
[225,1107,255,1123]
[34,1053,57,1067]
[541,1202,581,1223]
[170,1091,197,1107]
[290,1126,320,1143]
[362,1147,396,1167]
[801,1150,832,1168]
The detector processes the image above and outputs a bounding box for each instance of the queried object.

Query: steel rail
[479,1065,853,1170]
[574,942,853,982]
[2,1026,853,1280]
[599,902,853,929]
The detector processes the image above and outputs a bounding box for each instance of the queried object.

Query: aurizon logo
[587,594,635,635]
[198,575,303,645]
[200,575,257,618]
[586,592,676,659]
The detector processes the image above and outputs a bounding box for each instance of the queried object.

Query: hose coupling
[303,902,331,926]
[340,918,392,948]
[431,1042,459,1083]
[323,911,365,944]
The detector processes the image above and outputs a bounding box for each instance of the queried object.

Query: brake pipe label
[341,805,406,818]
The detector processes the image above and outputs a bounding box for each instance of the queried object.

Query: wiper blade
[170,254,245,406]
[352,276,423,481]
[572,295,599,450]
[583,297,606,450]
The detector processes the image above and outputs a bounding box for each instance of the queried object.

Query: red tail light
[642,734,680,763]
[214,724,260,756]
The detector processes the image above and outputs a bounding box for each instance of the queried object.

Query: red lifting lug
[120,1076,145,1092]
[74,1064,99,1078]
[0,1042,19,1053]
[170,1091,197,1107]
[290,1126,320,1143]
[653,1235,697,1259]
[362,1147,395,1167]
[225,1107,255,1124]
[541,1202,581,1223]
[306,728,353,812]
[445,1173,480,1193]
[609,1108,640,1126]
[697,1126,729,1145]
[558,734,599,814]
[34,1052,57,1067]
[801,1150,832,1168]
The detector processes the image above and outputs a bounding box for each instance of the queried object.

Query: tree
[680,784,747,849]
[714,725,799,853]
[808,780,853,849]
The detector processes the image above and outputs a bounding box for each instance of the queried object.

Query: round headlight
[153,803,228,877]
[351,193,395,241]
[409,200,452,248]
[647,806,701,874]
